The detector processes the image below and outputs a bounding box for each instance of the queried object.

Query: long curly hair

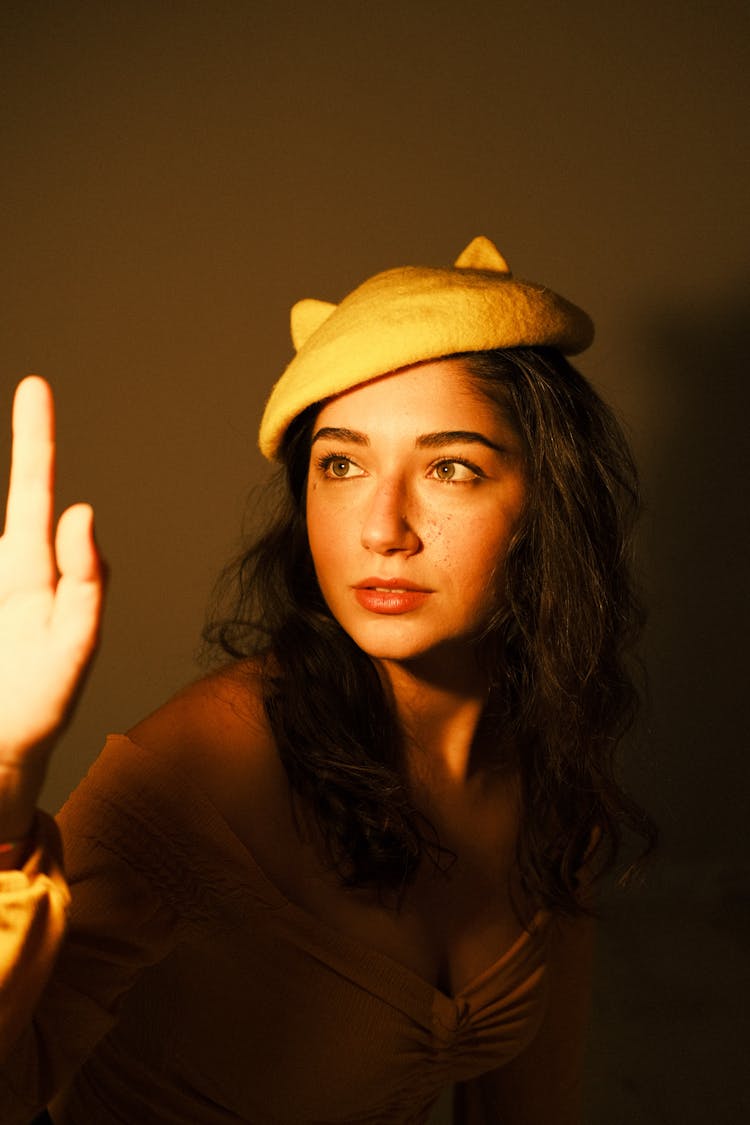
[204,347,656,913]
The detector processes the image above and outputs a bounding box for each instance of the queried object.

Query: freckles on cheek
[425,515,451,565]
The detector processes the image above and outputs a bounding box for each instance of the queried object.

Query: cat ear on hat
[453,236,511,273]
[290,298,337,351]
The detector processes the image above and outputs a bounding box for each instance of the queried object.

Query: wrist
[0,759,46,842]
[0,832,33,870]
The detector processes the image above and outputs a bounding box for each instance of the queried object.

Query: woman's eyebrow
[416,430,505,453]
[311,426,370,446]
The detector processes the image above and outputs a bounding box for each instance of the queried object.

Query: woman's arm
[0,764,180,1122]
[0,376,106,1109]
[0,814,70,1060]
[454,913,596,1125]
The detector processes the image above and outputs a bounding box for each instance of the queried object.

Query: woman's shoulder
[127,659,269,755]
[124,659,286,840]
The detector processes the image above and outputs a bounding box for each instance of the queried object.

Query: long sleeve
[0,741,182,1123]
[0,814,70,1057]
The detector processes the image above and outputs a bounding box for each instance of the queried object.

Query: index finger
[3,375,55,544]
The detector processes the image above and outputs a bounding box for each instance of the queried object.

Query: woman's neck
[378,656,490,789]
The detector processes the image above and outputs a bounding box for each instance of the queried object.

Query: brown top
[0,702,591,1123]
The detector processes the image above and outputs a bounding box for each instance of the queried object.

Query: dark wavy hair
[204,347,656,914]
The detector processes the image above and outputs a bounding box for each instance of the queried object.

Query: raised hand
[0,377,104,814]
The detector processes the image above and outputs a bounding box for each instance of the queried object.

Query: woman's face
[305,359,526,674]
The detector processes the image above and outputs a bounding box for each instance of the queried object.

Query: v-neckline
[283,885,549,1001]
[200,776,550,1015]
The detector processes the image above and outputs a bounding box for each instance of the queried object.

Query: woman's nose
[360,479,421,555]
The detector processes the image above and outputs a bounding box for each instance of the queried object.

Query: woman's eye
[317,455,364,479]
[429,459,480,482]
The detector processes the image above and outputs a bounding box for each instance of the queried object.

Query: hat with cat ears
[258,235,594,461]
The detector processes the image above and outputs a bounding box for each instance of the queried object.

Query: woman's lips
[352,579,431,615]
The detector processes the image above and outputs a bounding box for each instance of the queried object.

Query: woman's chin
[358,637,482,688]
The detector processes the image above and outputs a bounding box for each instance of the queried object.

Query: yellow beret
[258,236,594,461]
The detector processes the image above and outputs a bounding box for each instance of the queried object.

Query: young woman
[0,237,654,1124]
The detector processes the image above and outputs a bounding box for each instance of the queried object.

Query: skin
[0,377,103,861]
[306,358,526,783]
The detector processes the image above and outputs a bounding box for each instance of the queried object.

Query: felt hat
[258,236,594,460]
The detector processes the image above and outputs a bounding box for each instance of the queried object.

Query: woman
[0,237,653,1123]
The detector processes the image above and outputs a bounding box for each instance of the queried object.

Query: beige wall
[1,3,748,1117]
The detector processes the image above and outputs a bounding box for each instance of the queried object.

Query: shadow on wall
[640,274,750,866]
[585,277,750,1125]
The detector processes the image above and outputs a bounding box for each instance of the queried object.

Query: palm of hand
[0,377,103,768]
